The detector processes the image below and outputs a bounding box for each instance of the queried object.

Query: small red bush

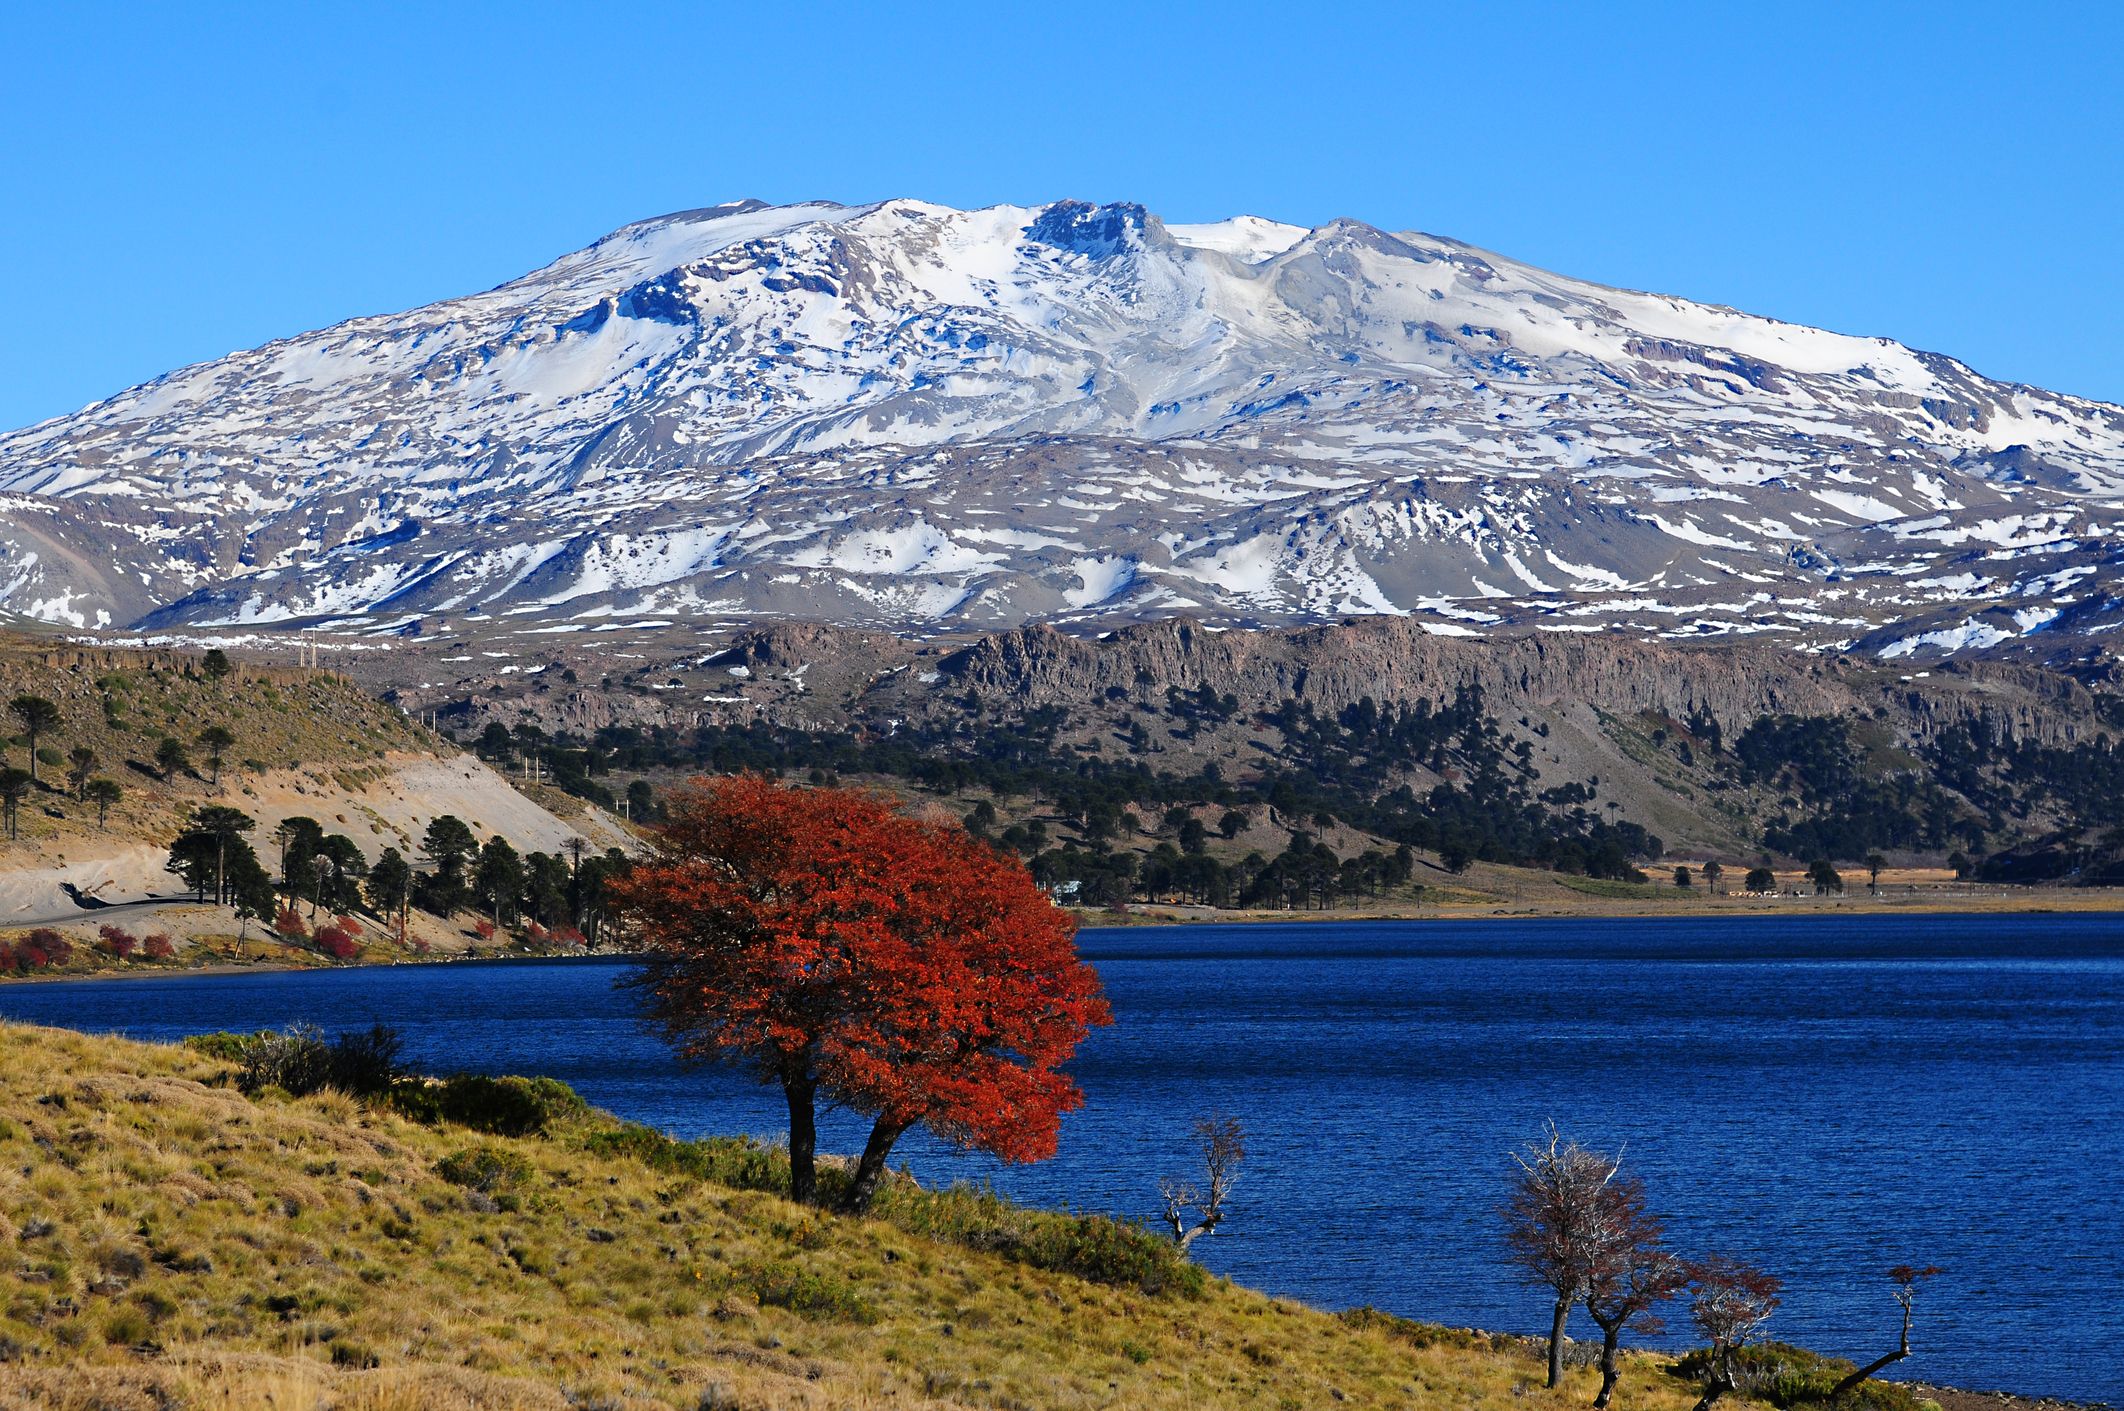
[473,919,497,942]
[142,932,176,960]
[273,907,308,939]
[553,925,586,948]
[97,925,138,960]
[525,921,549,943]
[314,925,358,960]
[36,930,71,966]
[333,915,363,938]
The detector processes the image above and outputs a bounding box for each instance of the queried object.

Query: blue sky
[3,2,2119,429]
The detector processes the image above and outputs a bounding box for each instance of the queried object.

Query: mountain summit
[4,197,2122,656]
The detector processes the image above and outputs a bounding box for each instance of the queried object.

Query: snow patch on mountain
[3,197,2123,662]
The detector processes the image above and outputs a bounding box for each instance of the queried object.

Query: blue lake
[3,913,2118,1399]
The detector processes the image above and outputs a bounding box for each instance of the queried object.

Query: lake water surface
[3,913,2118,1399]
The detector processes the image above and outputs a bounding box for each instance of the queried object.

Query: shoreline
[1903,1381,2116,1411]
[2,894,2119,986]
[1073,887,2124,927]
[0,990,2110,1405]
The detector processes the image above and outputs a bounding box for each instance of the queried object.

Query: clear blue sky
[4,1,2120,430]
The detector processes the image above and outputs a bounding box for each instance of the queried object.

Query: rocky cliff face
[378,616,2114,865]
[899,619,2099,750]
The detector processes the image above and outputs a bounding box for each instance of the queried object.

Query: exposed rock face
[926,620,2102,748]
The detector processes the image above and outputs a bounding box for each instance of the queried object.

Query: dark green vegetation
[160,805,631,960]
[471,688,1667,905]
[1733,706,2124,883]
[461,674,2124,896]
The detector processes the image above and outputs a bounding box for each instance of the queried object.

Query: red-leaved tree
[1504,1126,1627,1389]
[1583,1177,1688,1409]
[614,775,1111,1212]
[1686,1255,1783,1411]
[97,925,138,960]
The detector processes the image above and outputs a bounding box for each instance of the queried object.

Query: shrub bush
[387,1073,585,1137]
[141,932,175,960]
[435,1145,532,1194]
[273,908,308,940]
[228,1024,403,1098]
[327,1024,403,1095]
[314,925,358,960]
[185,1030,266,1063]
[879,1181,1205,1297]
[3,928,71,972]
[577,1125,788,1191]
[237,1025,333,1096]
[1669,1342,1926,1411]
[742,1259,877,1323]
[96,925,137,960]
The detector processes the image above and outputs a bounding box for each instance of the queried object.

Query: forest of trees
[461,685,1666,905]
[164,805,629,956]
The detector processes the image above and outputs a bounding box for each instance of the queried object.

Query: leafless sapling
[1582,1179,1688,1410]
[1825,1264,1942,1399]
[1685,1255,1782,1411]
[1503,1125,1627,1390]
[1160,1114,1244,1254]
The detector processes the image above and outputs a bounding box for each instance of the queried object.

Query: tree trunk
[1826,1347,1907,1400]
[1547,1296,1570,1389]
[1827,1295,1914,1399]
[782,1072,819,1206]
[1692,1355,1735,1411]
[1174,1214,1219,1253]
[1592,1319,1623,1410]
[839,1116,909,1214]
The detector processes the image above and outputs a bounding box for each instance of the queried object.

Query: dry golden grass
[0,1023,1735,1411]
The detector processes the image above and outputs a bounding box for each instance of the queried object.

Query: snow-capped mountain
[5,197,2124,657]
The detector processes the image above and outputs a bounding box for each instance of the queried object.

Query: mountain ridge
[4,197,2122,661]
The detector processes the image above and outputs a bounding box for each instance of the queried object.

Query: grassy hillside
[0,637,431,848]
[0,1023,1743,1411]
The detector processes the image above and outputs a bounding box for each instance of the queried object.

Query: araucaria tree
[615,775,1111,1212]
[1502,1126,1627,1389]
[0,768,30,841]
[198,725,236,786]
[6,696,59,782]
[85,777,122,828]
[1685,1255,1782,1411]
[1159,1113,1245,1254]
